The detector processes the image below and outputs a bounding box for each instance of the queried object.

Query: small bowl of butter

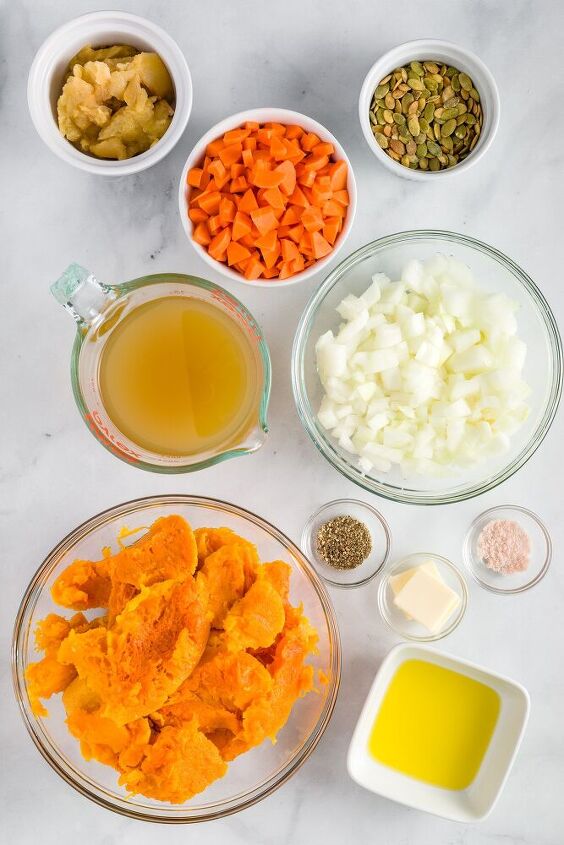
[378,552,468,641]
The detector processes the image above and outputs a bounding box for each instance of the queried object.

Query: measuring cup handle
[51,263,116,326]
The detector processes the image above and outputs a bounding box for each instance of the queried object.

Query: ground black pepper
[315,515,372,570]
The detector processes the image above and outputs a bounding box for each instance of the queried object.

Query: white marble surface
[1,1,563,842]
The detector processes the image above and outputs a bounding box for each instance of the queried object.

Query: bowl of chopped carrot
[179,109,357,286]
[13,495,341,822]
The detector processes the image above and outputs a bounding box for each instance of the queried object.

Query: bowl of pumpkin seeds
[359,39,499,179]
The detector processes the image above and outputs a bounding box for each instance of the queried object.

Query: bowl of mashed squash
[12,495,340,821]
[28,11,192,176]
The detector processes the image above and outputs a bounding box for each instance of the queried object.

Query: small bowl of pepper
[358,39,500,179]
[301,498,391,588]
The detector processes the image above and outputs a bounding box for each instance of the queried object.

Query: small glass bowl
[377,552,468,641]
[301,499,391,588]
[463,505,551,595]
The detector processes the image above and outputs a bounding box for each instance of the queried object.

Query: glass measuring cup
[51,264,271,472]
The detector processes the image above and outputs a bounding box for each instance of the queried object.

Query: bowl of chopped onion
[292,231,562,505]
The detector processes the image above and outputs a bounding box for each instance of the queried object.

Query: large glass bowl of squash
[12,495,340,822]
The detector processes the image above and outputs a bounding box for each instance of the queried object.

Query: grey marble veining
[1,1,563,843]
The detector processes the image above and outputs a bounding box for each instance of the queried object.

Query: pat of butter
[393,567,461,634]
[389,560,442,596]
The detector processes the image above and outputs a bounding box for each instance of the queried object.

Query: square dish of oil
[347,643,529,822]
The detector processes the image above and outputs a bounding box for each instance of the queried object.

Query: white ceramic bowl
[178,108,357,287]
[28,11,192,176]
[359,39,500,181]
[347,643,530,822]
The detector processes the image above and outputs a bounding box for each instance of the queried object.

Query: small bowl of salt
[463,505,551,594]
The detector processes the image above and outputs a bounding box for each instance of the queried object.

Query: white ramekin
[178,108,357,288]
[359,39,500,181]
[28,11,192,176]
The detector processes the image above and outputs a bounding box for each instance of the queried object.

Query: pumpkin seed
[410,60,424,76]
[459,72,473,91]
[419,156,429,169]
[385,93,395,109]
[383,109,394,124]
[375,133,389,149]
[406,139,417,155]
[408,116,420,136]
[416,142,428,157]
[427,140,442,157]
[429,157,440,171]
[408,77,425,91]
[375,83,390,98]
[455,125,467,139]
[423,61,439,73]
[441,118,457,137]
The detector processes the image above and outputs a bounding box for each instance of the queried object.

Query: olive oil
[369,659,500,790]
[99,296,256,456]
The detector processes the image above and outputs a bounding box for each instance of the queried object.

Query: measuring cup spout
[51,264,116,327]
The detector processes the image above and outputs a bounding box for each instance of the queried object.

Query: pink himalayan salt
[477,519,530,575]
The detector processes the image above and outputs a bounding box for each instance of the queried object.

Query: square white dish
[347,642,530,822]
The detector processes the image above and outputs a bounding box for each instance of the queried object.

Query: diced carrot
[218,143,243,167]
[291,253,305,273]
[254,229,277,252]
[328,160,348,190]
[281,239,300,262]
[239,189,259,213]
[288,223,304,243]
[206,138,225,157]
[230,163,245,178]
[227,241,251,266]
[193,222,211,246]
[311,231,332,259]
[197,191,221,214]
[322,199,346,218]
[262,265,280,279]
[311,180,333,206]
[301,206,324,233]
[263,187,285,209]
[230,176,249,193]
[242,148,254,168]
[200,169,211,190]
[301,132,320,151]
[207,214,222,236]
[243,136,257,151]
[323,217,341,245]
[303,154,329,172]
[297,167,316,188]
[187,167,203,188]
[280,205,301,225]
[312,142,335,157]
[188,207,208,224]
[284,140,305,164]
[262,242,281,269]
[208,160,229,189]
[285,125,304,140]
[250,167,284,189]
[250,206,278,235]
[270,136,288,160]
[288,185,309,207]
[208,227,231,261]
[268,122,287,136]
[219,197,236,226]
[244,121,260,131]
[256,128,273,145]
[275,160,296,196]
[244,256,265,280]
[231,210,252,241]
[223,128,251,145]
[278,262,294,280]
[239,233,256,249]
[333,189,350,206]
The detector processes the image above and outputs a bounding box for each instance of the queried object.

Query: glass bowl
[292,230,562,505]
[377,552,468,642]
[463,504,551,594]
[11,496,341,823]
[301,498,391,588]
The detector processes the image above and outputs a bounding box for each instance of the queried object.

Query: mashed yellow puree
[57,45,174,160]
[26,516,318,803]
